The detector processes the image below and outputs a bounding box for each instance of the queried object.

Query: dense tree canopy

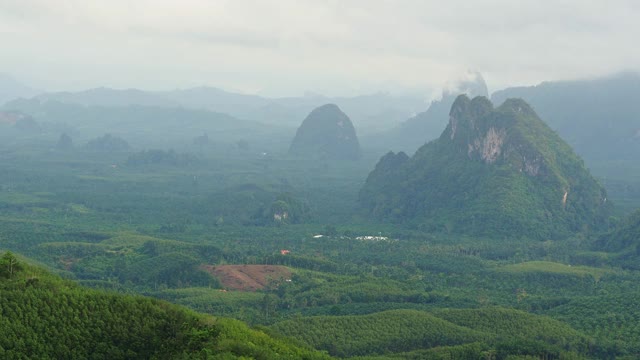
[360,95,612,239]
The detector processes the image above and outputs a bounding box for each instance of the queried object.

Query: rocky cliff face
[359,95,611,239]
[288,104,361,160]
[446,97,552,177]
[375,72,490,154]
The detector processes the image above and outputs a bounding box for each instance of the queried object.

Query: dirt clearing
[201,265,292,291]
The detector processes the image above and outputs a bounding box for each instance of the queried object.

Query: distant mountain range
[3,71,639,164]
[0,74,41,105]
[1,98,285,149]
[366,72,489,154]
[492,72,640,163]
[30,86,428,135]
[371,72,640,168]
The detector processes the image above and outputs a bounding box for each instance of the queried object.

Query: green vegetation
[497,261,612,281]
[597,209,640,253]
[492,72,640,164]
[271,308,592,359]
[1,92,640,359]
[2,98,286,150]
[271,310,484,357]
[0,253,330,359]
[289,104,361,160]
[593,209,640,270]
[360,95,612,239]
[126,149,198,167]
[548,292,640,354]
[431,308,590,353]
[84,134,130,152]
[56,132,74,150]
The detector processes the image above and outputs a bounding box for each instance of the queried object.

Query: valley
[1,74,640,359]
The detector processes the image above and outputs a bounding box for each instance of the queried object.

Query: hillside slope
[0,251,329,359]
[360,95,611,238]
[492,72,640,163]
[289,104,361,160]
[270,308,591,358]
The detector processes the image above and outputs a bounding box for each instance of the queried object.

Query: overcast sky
[1,0,639,97]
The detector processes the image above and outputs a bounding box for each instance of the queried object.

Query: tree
[261,294,278,321]
[0,251,22,278]
[323,225,338,237]
[236,139,249,151]
[56,133,74,151]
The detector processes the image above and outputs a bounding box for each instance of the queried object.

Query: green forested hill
[270,309,485,357]
[490,73,640,216]
[270,308,591,359]
[360,95,611,238]
[2,112,640,360]
[594,209,640,269]
[597,209,640,253]
[289,104,361,160]
[0,251,330,360]
[430,308,589,350]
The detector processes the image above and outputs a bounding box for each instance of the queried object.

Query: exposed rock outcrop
[359,95,611,238]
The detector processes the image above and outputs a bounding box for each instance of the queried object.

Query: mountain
[56,133,74,151]
[491,72,640,163]
[375,93,458,153]
[0,110,39,132]
[36,87,180,108]
[595,209,640,269]
[0,74,41,105]
[359,95,611,238]
[0,251,329,359]
[289,104,361,160]
[602,209,640,252]
[2,98,286,149]
[372,72,489,154]
[32,87,426,133]
[275,92,427,133]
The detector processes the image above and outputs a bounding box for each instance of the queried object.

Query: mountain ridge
[491,72,640,163]
[360,95,611,238]
[27,85,426,133]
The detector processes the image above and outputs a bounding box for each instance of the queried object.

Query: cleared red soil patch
[201,265,292,291]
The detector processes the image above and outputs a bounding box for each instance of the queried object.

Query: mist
[1,0,640,96]
[2,2,640,359]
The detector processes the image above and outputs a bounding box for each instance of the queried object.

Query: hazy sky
[1,0,639,97]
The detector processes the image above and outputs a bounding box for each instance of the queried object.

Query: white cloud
[1,0,639,96]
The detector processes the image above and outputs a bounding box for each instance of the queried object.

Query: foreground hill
[289,104,361,160]
[360,95,611,238]
[0,252,329,359]
[270,308,591,358]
